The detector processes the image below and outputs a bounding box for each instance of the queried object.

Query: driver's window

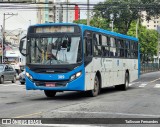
[84,31,92,57]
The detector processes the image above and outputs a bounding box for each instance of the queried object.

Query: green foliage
[94,0,160,34]
[73,19,87,25]
[127,21,158,56]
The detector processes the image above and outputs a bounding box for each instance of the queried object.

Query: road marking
[139,84,147,87]
[3,84,17,86]
[1,84,24,87]
[14,112,42,118]
[150,78,160,83]
[154,84,160,88]
[52,110,160,117]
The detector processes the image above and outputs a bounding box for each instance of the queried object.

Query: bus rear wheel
[115,72,129,90]
[88,75,100,97]
[44,90,56,97]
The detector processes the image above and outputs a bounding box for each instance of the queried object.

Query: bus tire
[88,75,100,97]
[116,72,129,90]
[44,90,56,97]
[123,72,129,90]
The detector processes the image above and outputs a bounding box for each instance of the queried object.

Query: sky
[0,0,105,30]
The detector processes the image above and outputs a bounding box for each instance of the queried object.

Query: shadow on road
[28,86,136,101]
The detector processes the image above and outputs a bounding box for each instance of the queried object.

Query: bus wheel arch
[88,71,101,97]
[96,71,102,92]
[126,69,130,83]
[115,70,129,90]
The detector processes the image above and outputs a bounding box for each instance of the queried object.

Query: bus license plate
[45,83,55,87]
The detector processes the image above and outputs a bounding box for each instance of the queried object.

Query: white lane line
[154,84,160,88]
[150,78,160,83]
[2,84,24,87]
[52,110,160,117]
[139,84,147,88]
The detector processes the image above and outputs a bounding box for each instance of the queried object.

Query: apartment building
[141,11,160,31]
[37,0,80,24]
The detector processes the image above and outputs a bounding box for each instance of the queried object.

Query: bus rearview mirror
[19,36,27,56]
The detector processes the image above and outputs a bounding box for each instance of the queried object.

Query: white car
[19,70,25,85]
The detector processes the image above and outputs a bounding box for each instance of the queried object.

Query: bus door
[84,33,94,90]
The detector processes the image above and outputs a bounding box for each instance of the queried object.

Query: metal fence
[140,63,159,74]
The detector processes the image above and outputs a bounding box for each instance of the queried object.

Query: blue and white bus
[19,23,140,97]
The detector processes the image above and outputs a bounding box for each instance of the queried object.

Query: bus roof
[31,23,138,42]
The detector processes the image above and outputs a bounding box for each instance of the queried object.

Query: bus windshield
[27,35,82,65]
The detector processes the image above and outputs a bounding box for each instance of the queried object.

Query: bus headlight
[76,71,82,78]
[70,75,76,81]
[26,72,33,81]
[70,71,82,81]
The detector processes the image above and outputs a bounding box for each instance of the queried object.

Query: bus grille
[34,80,69,87]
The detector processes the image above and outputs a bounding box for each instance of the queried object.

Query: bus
[19,23,140,97]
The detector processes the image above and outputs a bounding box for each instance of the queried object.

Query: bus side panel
[129,59,139,82]
[85,62,95,91]
[93,58,111,87]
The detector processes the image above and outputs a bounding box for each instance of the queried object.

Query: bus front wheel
[88,75,100,97]
[44,90,56,97]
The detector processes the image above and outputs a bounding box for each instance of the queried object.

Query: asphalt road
[0,71,160,127]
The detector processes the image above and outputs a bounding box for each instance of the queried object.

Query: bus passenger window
[93,34,102,56]
[125,40,130,58]
[102,35,109,57]
[110,37,116,57]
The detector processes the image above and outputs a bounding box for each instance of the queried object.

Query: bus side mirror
[19,36,27,56]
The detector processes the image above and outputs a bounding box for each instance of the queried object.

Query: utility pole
[136,18,139,38]
[2,13,18,63]
[66,0,68,23]
[157,25,160,69]
[87,0,90,25]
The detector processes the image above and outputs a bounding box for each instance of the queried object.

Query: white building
[37,0,80,24]
[141,11,160,30]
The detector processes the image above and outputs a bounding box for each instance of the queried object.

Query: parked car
[19,70,25,85]
[0,64,16,84]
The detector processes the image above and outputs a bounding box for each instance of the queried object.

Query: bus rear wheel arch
[44,90,56,98]
[115,71,129,90]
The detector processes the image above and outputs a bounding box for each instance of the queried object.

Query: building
[37,0,80,24]
[141,11,160,30]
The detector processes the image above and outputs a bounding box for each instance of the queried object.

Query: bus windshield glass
[27,35,82,65]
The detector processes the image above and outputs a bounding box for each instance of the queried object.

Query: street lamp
[87,0,90,25]
[110,14,114,31]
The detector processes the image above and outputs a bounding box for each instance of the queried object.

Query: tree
[73,19,87,25]
[73,17,110,30]
[94,0,160,34]
[127,21,158,60]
